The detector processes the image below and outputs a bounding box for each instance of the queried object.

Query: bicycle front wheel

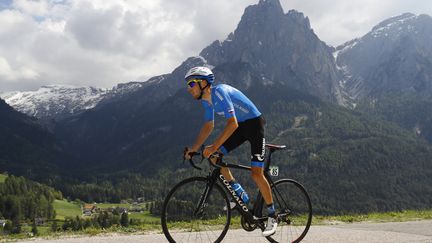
[161,177,231,243]
[265,179,312,243]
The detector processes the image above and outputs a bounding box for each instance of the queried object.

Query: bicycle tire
[161,177,231,243]
[264,179,312,243]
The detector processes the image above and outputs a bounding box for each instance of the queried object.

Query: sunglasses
[187,79,202,88]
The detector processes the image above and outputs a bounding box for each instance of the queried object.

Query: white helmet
[185,66,214,84]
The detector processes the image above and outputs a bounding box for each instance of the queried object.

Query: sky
[0,0,431,92]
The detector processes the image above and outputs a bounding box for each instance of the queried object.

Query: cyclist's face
[187,79,203,99]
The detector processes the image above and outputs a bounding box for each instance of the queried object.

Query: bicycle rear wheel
[265,179,312,243]
[161,177,231,243]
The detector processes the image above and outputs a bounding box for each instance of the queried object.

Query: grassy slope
[53,201,159,223]
[53,200,82,220]
[0,173,7,183]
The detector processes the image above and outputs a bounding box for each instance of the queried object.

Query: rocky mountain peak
[244,0,285,21]
[372,13,416,31]
[336,13,432,100]
[200,0,340,103]
[0,84,108,120]
[200,1,314,65]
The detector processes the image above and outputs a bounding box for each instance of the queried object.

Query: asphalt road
[13,220,432,243]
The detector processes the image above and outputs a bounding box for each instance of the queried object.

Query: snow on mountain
[334,12,432,101]
[1,84,108,119]
[0,82,148,120]
[370,13,418,38]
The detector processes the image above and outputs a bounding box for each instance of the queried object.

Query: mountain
[335,13,432,100]
[0,98,69,181]
[335,13,432,143]
[53,56,208,172]
[201,0,343,104]
[0,85,108,120]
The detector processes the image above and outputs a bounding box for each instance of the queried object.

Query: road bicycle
[161,144,312,243]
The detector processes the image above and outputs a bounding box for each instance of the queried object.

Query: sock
[267,203,276,218]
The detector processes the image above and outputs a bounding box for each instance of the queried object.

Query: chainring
[240,215,258,231]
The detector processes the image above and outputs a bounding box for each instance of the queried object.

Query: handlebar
[183,146,224,170]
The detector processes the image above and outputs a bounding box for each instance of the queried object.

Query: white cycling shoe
[262,217,278,237]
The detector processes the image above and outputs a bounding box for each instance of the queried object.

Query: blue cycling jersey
[201,84,261,122]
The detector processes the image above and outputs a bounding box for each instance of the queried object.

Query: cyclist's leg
[247,117,273,205]
[246,116,278,236]
[218,124,247,181]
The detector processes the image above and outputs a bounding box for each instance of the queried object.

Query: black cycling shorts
[220,116,266,168]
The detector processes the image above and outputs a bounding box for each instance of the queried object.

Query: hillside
[0,173,7,183]
[54,84,432,214]
[0,174,62,222]
[0,98,73,181]
[355,92,432,143]
[210,85,432,214]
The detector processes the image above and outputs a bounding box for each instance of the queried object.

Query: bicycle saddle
[265,144,287,151]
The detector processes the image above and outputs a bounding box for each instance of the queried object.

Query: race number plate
[269,166,279,177]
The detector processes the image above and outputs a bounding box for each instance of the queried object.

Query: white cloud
[0,0,432,91]
[12,0,49,16]
[0,56,39,80]
[283,0,432,46]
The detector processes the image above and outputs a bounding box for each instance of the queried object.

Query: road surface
[13,220,432,243]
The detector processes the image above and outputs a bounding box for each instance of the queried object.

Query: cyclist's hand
[184,147,195,160]
[203,145,216,158]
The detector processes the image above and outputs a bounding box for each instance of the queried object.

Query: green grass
[96,203,132,209]
[129,211,160,224]
[313,210,432,224]
[53,199,82,220]
[0,173,7,183]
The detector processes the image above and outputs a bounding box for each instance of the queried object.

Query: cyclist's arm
[210,86,239,151]
[191,120,214,152]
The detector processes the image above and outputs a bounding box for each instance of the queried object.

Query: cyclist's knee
[251,167,264,181]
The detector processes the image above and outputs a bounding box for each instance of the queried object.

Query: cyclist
[184,66,277,236]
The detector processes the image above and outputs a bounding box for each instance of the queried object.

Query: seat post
[265,148,274,171]
[264,144,286,171]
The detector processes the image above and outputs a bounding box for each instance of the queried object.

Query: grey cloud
[1,0,432,92]
[0,79,48,92]
[65,2,124,51]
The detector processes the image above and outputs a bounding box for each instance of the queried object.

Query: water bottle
[230,182,250,204]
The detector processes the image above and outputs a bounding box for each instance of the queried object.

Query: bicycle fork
[193,176,217,217]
